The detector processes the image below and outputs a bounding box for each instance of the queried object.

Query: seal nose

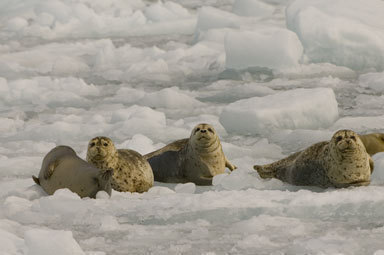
[200,129,207,133]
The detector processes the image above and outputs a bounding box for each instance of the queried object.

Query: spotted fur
[86,137,154,193]
[254,130,374,188]
[144,123,236,186]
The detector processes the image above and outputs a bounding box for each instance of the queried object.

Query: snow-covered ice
[220,88,338,135]
[1,0,384,254]
[286,0,384,71]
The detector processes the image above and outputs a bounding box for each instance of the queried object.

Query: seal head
[87,136,154,193]
[326,130,372,187]
[145,123,236,185]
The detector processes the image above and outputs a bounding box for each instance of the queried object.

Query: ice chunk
[24,229,85,255]
[110,105,166,137]
[147,186,175,195]
[220,88,338,135]
[371,153,384,184]
[99,216,119,232]
[0,228,24,255]
[232,0,275,17]
[144,1,191,22]
[359,72,384,93]
[331,116,384,133]
[286,0,384,71]
[117,134,157,155]
[213,168,256,190]
[139,87,204,109]
[175,183,196,194]
[225,29,303,70]
[2,77,99,107]
[195,7,240,36]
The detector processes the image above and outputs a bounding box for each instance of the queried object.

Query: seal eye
[103,143,108,147]
[208,128,214,133]
[195,128,200,134]
[336,136,343,142]
[350,136,356,141]
[90,142,96,147]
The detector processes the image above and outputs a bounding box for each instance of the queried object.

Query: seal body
[32,146,113,198]
[86,137,154,193]
[254,130,374,188]
[359,133,384,156]
[144,123,237,185]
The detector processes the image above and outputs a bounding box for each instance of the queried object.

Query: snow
[1,0,384,254]
[220,88,339,135]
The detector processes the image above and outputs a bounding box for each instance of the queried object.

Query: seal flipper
[369,156,374,174]
[99,168,114,181]
[144,138,189,160]
[225,157,237,171]
[193,176,213,186]
[44,160,60,180]
[32,175,40,185]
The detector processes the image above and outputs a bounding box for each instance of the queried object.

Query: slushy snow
[1,0,384,254]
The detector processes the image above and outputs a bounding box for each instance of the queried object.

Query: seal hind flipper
[144,138,189,160]
[99,168,114,181]
[32,175,40,185]
[369,157,374,173]
[44,160,60,180]
[253,165,276,179]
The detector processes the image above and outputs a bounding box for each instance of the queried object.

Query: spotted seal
[86,136,154,193]
[359,133,384,156]
[32,145,113,198]
[254,130,374,188]
[144,123,237,185]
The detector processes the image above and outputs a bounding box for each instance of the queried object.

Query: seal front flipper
[44,159,60,180]
[32,175,40,185]
[225,157,237,171]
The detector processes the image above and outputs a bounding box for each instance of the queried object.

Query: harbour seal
[144,123,237,185]
[86,136,154,193]
[254,130,374,188]
[32,145,113,198]
[359,133,384,156]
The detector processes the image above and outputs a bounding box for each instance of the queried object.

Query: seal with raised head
[144,123,237,185]
[32,145,113,198]
[86,137,154,193]
[359,133,384,156]
[254,130,374,188]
